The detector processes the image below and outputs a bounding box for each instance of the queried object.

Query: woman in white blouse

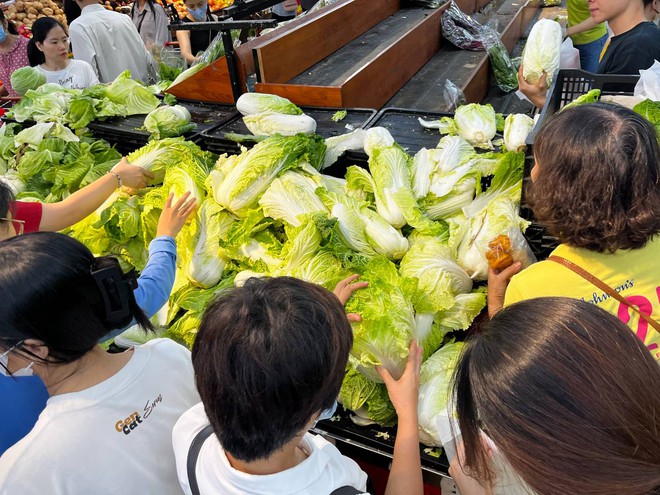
[130,0,171,50]
[27,17,98,90]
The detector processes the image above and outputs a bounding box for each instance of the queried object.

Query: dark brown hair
[191,276,353,462]
[528,103,660,252]
[453,297,660,495]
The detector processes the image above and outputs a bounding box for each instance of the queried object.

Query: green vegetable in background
[633,99,660,135]
[331,110,348,122]
[10,66,47,96]
[144,105,197,140]
[562,89,601,111]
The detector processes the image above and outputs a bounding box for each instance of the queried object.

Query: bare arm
[39,159,153,232]
[379,341,424,495]
[566,17,600,37]
[176,30,197,64]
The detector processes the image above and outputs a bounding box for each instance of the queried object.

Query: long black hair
[0,232,154,365]
[452,297,660,495]
[27,17,68,67]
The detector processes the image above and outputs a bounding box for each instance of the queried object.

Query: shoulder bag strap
[548,255,660,332]
[330,487,367,495]
[186,424,214,495]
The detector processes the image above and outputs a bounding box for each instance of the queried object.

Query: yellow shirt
[504,238,660,361]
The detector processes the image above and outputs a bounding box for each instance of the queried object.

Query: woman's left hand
[487,262,522,318]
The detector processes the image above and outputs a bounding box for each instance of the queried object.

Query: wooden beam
[254,83,344,107]
[340,6,446,108]
[255,0,400,84]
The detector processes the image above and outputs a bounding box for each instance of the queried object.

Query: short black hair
[0,232,153,363]
[192,276,353,462]
[529,103,660,252]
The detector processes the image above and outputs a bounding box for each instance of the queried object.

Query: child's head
[529,102,660,253]
[192,276,353,462]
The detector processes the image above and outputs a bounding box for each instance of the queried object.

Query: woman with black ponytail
[130,0,170,49]
[0,232,201,495]
[28,16,98,89]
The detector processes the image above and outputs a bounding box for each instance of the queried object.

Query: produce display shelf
[364,107,452,155]
[198,107,377,156]
[522,70,640,260]
[88,100,238,155]
[313,405,450,476]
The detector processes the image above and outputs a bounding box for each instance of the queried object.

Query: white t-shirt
[36,59,100,90]
[0,339,201,495]
[69,4,156,83]
[172,403,369,495]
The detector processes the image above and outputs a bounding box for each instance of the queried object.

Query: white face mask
[0,343,35,377]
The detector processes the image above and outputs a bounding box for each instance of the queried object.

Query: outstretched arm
[40,159,153,232]
[379,340,424,495]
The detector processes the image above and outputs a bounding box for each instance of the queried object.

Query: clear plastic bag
[481,20,518,92]
[443,79,467,111]
[441,1,487,51]
[485,228,536,273]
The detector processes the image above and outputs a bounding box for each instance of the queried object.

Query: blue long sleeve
[100,236,177,342]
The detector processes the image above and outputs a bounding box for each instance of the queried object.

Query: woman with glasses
[0,232,201,494]
[0,177,197,456]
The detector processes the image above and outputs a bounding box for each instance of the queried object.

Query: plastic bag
[481,20,518,92]
[485,229,536,273]
[443,79,467,111]
[559,37,580,70]
[441,1,486,51]
[634,59,660,100]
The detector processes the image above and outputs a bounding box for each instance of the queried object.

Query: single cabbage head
[10,67,47,96]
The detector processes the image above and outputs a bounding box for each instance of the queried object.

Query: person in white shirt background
[69,0,156,83]
[0,231,201,495]
[27,17,98,90]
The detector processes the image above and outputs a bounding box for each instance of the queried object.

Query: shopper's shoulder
[140,337,191,358]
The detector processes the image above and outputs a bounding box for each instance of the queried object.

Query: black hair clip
[90,265,133,325]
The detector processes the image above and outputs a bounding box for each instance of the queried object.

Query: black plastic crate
[313,404,448,476]
[198,107,377,156]
[365,107,453,155]
[526,69,639,146]
[89,99,238,155]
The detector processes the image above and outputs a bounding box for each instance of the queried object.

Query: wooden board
[165,56,238,103]
[454,0,477,13]
[255,0,400,84]
[255,6,447,109]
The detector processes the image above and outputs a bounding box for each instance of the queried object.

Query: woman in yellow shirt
[488,103,660,360]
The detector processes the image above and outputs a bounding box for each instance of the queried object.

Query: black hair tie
[90,265,135,325]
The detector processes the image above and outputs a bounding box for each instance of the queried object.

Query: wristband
[108,171,122,188]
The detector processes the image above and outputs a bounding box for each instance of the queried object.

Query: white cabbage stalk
[187,201,234,288]
[258,171,328,227]
[364,127,395,157]
[522,19,562,88]
[453,104,497,149]
[417,343,464,447]
[503,114,535,152]
[243,111,317,136]
[236,93,302,116]
[322,129,366,170]
[433,136,475,173]
[411,148,437,199]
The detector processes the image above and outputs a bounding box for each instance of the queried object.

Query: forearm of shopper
[566,17,599,37]
[385,412,423,495]
[39,174,119,231]
[176,31,196,64]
